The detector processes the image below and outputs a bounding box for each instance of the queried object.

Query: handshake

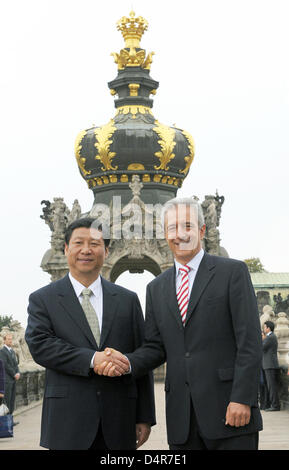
[93,348,130,377]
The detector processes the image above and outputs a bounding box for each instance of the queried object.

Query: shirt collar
[4,344,11,352]
[175,248,204,274]
[68,272,102,298]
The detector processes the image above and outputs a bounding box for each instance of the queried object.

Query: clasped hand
[93,348,129,377]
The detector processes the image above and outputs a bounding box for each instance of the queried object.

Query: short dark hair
[264,320,275,332]
[64,218,110,248]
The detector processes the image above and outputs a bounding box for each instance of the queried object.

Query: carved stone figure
[260,305,276,331]
[274,312,289,367]
[40,198,82,282]
[200,193,226,257]
[67,199,82,225]
[273,293,289,315]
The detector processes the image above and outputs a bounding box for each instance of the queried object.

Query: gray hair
[161,197,205,229]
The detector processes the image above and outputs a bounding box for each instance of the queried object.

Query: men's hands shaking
[93,348,130,377]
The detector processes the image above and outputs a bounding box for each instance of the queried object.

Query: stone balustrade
[15,368,45,410]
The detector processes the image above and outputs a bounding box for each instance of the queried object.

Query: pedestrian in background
[0,334,20,425]
[0,358,5,403]
[262,321,280,411]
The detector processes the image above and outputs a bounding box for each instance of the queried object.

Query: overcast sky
[1,0,288,327]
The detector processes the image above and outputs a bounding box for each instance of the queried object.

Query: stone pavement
[0,383,288,450]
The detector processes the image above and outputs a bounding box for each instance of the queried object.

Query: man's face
[263,325,270,335]
[65,227,108,280]
[164,205,206,262]
[4,335,13,347]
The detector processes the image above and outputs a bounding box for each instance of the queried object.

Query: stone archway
[109,255,161,283]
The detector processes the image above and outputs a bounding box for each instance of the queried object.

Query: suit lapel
[57,275,98,349]
[165,267,184,331]
[185,253,216,325]
[99,278,118,349]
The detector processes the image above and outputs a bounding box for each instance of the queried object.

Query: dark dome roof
[74,11,195,205]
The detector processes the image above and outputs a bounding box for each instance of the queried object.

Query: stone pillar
[275,312,289,367]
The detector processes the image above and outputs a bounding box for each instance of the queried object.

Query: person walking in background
[262,321,280,411]
[0,334,20,425]
[0,358,5,403]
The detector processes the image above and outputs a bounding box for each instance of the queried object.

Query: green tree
[244,257,265,273]
[0,315,13,330]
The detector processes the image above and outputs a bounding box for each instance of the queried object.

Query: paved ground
[0,383,288,450]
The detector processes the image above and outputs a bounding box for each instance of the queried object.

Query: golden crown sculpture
[111,11,154,70]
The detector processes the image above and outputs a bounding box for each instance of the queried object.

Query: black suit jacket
[25,274,155,450]
[0,347,19,384]
[262,333,279,369]
[127,253,263,444]
[0,359,5,394]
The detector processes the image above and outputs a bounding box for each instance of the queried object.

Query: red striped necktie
[177,265,191,325]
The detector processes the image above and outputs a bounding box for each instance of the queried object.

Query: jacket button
[185,352,190,358]
[97,391,101,396]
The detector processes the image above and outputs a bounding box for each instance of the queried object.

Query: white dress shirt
[69,273,103,331]
[69,273,103,367]
[174,248,205,296]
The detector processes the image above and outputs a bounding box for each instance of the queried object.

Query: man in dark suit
[97,197,263,450]
[0,358,5,402]
[0,334,20,419]
[25,217,155,450]
[262,321,280,411]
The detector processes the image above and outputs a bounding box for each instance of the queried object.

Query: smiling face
[164,204,206,264]
[64,227,108,286]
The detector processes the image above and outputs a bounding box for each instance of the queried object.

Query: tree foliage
[244,257,265,273]
[0,315,13,330]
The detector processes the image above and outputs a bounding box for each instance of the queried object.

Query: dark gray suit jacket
[262,333,279,369]
[0,359,5,394]
[127,253,263,444]
[25,274,155,450]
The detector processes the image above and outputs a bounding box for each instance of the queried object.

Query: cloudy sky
[1,0,288,327]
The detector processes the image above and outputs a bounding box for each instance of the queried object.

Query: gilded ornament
[116,105,152,119]
[120,174,129,182]
[128,83,140,96]
[102,176,109,184]
[153,121,176,171]
[179,130,195,175]
[142,174,150,182]
[153,175,162,182]
[109,174,118,183]
[127,163,145,170]
[112,11,154,70]
[75,130,91,176]
[94,120,118,171]
[117,11,148,48]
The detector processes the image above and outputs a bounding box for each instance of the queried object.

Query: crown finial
[112,12,154,70]
[116,10,148,49]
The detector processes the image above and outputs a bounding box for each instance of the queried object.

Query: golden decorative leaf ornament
[179,130,195,175]
[153,121,176,171]
[94,120,118,171]
[74,130,91,176]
